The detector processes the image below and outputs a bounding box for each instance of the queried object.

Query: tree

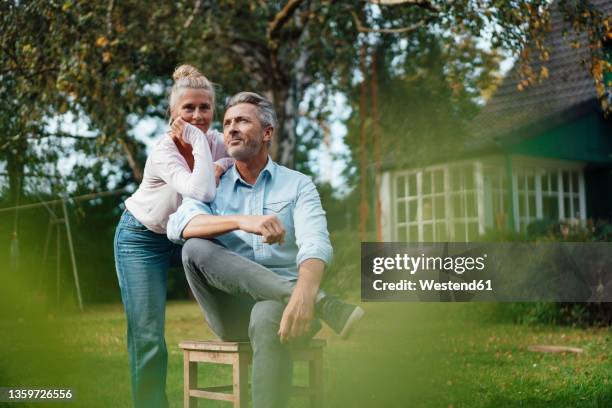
[182,0,612,165]
[1,0,609,203]
[340,31,498,238]
[1,1,184,202]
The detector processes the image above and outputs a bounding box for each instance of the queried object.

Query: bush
[507,302,612,327]
[495,218,612,327]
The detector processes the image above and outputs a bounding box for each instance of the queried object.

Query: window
[511,166,583,231]
[514,168,538,231]
[483,166,509,230]
[394,172,418,241]
[560,170,581,220]
[541,169,559,220]
[392,160,586,241]
[421,168,447,242]
[448,164,479,242]
[393,163,480,242]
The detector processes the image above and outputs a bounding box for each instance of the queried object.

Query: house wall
[378,171,393,241]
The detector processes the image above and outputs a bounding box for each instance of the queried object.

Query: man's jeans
[114,210,182,408]
[182,238,321,408]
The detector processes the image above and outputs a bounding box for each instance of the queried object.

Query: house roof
[469,0,612,142]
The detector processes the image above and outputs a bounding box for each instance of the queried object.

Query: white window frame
[390,156,587,242]
[391,161,481,242]
[511,157,586,229]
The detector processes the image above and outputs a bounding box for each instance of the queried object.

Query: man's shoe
[318,297,364,339]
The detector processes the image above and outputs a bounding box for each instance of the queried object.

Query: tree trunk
[359,43,370,240]
[371,47,382,242]
[118,136,144,184]
[6,151,24,206]
[268,85,299,169]
[267,15,311,169]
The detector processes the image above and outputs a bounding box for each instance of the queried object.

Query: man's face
[222,103,272,160]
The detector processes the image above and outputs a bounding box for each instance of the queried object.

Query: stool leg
[309,350,323,408]
[184,351,198,408]
[233,352,249,408]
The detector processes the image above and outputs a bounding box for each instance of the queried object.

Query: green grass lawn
[1,301,611,407]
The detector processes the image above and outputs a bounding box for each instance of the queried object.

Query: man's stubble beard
[228,137,264,161]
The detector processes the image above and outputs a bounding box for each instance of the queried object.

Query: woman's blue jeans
[114,210,182,408]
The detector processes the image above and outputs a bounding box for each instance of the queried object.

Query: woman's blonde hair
[169,64,215,117]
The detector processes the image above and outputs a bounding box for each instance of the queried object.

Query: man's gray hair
[225,92,277,130]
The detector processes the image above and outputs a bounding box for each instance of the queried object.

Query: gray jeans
[182,238,321,408]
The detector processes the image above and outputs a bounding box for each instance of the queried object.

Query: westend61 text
[373,279,493,292]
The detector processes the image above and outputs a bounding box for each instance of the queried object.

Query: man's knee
[182,238,220,271]
[248,300,284,346]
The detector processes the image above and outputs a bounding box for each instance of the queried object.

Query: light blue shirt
[167,157,333,280]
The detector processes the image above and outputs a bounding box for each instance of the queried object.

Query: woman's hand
[214,164,224,186]
[171,117,189,144]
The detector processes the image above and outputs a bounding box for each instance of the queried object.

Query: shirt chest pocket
[263,200,294,230]
[264,200,291,214]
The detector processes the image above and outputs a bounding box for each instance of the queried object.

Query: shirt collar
[230,156,276,187]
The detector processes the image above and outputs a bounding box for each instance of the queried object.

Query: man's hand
[278,259,324,344]
[238,215,285,244]
[278,285,316,344]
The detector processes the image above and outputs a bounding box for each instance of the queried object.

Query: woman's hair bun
[168,64,215,116]
[172,64,202,82]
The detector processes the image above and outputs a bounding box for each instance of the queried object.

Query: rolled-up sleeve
[293,177,333,268]
[167,197,214,244]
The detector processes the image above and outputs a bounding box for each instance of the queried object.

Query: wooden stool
[179,339,325,408]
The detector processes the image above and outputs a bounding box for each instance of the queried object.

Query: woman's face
[172,88,213,133]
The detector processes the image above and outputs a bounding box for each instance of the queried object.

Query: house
[378,0,612,242]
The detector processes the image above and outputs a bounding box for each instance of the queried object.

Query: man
[167,92,363,408]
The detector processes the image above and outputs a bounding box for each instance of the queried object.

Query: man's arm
[293,178,333,267]
[278,177,333,343]
[182,213,287,244]
[182,214,241,238]
[167,197,212,244]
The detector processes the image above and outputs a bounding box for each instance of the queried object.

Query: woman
[114,64,232,408]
